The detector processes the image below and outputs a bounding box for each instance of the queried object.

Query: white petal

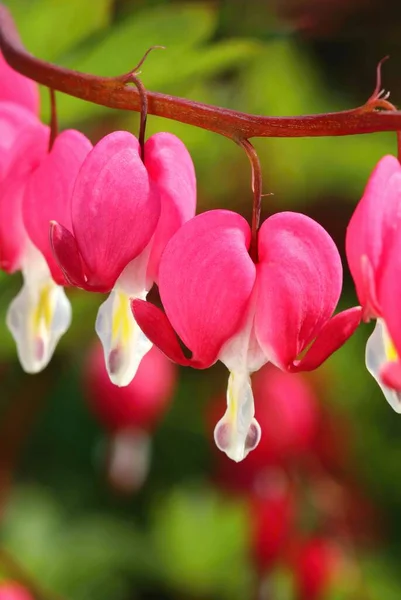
[366,319,401,413]
[107,429,151,493]
[214,371,261,462]
[6,247,71,373]
[96,288,152,387]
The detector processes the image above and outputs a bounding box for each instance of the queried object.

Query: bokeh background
[1,0,401,598]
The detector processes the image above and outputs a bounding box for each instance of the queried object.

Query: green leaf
[50,5,260,124]
[8,0,114,62]
[68,3,217,77]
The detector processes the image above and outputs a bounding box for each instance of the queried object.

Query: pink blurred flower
[346,155,401,411]
[85,342,176,433]
[134,209,361,461]
[249,476,295,572]
[292,537,342,600]
[84,342,176,491]
[51,132,196,387]
[0,582,33,600]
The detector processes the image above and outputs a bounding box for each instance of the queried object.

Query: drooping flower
[133,209,361,462]
[0,51,93,372]
[84,341,176,491]
[0,124,92,372]
[346,155,401,411]
[51,131,196,387]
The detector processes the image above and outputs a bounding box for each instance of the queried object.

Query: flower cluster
[2,49,400,463]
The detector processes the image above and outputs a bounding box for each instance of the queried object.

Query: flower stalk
[1,4,401,141]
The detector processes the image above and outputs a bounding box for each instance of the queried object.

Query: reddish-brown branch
[238,139,263,260]
[1,4,401,140]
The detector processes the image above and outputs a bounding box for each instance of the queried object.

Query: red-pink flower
[346,155,401,411]
[249,480,295,573]
[51,131,196,387]
[0,51,93,372]
[133,209,361,461]
[293,538,342,600]
[84,342,176,491]
[0,582,33,600]
[1,124,92,372]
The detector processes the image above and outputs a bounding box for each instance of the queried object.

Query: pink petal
[132,299,195,366]
[345,155,401,316]
[291,306,362,371]
[158,210,256,366]
[255,212,343,370]
[0,124,49,273]
[23,130,92,285]
[71,131,160,291]
[0,51,39,114]
[0,102,40,178]
[378,230,401,359]
[49,221,87,288]
[144,132,196,283]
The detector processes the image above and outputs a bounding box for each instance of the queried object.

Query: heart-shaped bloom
[1,125,92,373]
[133,209,361,462]
[346,155,401,411]
[51,131,196,387]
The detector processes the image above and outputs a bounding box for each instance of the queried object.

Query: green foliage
[150,486,251,599]
[6,0,113,61]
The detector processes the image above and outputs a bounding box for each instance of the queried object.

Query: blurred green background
[1,0,401,598]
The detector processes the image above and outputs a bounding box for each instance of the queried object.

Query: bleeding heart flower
[84,342,176,491]
[0,125,92,373]
[0,582,33,600]
[133,209,361,462]
[51,131,196,388]
[346,155,401,411]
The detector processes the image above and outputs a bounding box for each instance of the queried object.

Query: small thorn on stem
[48,88,58,151]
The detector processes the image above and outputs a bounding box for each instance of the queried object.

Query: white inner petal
[96,249,154,388]
[214,370,261,462]
[6,241,72,373]
[215,299,268,462]
[365,318,401,413]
